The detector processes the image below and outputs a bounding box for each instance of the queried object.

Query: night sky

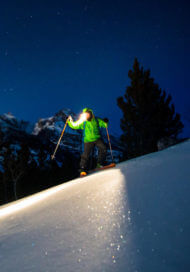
[0,0,189,136]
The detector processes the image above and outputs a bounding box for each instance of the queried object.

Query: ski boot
[80,171,87,177]
[80,168,87,177]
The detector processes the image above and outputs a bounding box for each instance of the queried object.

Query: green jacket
[68,108,108,143]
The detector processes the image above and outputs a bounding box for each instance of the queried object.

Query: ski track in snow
[0,140,190,272]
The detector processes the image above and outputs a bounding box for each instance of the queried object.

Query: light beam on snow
[76,168,134,267]
[0,167,135,266]
[0,167,137,270]
[0,175,90,218]
[0,168,127,220]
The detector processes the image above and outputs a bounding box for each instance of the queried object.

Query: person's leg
[80,142,94,171]
[96,138,107,166]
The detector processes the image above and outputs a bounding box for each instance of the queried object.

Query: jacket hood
[82,108,93,114]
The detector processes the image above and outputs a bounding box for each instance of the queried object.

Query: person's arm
[68,117,84,130]
[98,118,108,128]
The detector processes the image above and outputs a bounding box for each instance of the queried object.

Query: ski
[80,171,88,177]
[79,163,116,178]
[91,162,116,172]
[88,163,116,175]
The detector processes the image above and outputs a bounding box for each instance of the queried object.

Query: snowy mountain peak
[55,108,76,119]
[0,112,30,132]
[32,108,77,136]
[0,112,17,124]
[3,112,15,120]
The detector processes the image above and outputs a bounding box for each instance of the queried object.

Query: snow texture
[0,140,190,272]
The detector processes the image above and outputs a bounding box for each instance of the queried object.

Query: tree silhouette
[117,58,184,159]
[2,143,31,200]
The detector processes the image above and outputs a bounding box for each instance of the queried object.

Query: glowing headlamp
[73,112,88,126]
[79,113,88,122]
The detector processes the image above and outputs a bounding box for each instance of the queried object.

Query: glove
[103,118,109,123]
[68,115,73,122]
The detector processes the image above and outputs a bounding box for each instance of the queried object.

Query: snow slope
[0,140,190,272]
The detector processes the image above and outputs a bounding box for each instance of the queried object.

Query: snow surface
[0,140,190,272]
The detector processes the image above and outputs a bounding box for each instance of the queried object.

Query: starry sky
[0,0,189,136]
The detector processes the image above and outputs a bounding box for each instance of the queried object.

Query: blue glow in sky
[0,0,189,136]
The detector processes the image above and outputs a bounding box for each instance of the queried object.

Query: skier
[68,108,109,177]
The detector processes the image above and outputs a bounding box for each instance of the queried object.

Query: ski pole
[105,126,114,163]
[51,117,69,160]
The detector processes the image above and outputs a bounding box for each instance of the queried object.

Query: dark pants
[80,138,107,170]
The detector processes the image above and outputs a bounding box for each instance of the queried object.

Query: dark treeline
[0,126,79,205]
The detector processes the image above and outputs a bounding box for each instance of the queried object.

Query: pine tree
[117,58,184,159]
